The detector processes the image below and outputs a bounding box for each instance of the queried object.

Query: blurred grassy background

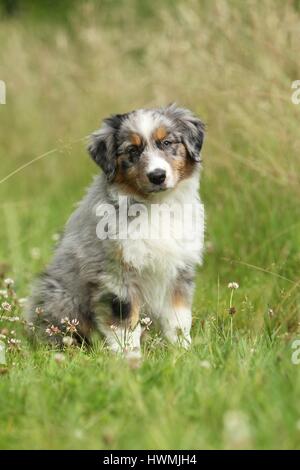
[0,0,300,449]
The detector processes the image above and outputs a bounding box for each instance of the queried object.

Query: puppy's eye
[162,140,172,147]
[128,146,140,158]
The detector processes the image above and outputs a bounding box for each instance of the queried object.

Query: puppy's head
[88,104,205,198]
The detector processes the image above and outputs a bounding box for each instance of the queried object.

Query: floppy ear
[165,104,205,162]
[182,115,205,162]
[88,114,126,181]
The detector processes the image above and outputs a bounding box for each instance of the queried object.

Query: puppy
[27,104,205,353]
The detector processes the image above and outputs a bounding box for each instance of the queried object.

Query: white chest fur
[119,176,205,281]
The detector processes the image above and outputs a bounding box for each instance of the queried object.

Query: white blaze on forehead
[147,154,169,173]
[134,110,161,140]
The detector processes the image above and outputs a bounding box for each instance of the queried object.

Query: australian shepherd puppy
[27,104,205,354]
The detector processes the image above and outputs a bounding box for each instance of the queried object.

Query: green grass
[0,0,300,449]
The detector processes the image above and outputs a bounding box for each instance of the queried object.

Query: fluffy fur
[27,104,205,353]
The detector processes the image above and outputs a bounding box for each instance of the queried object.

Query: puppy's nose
[147,169,166,185]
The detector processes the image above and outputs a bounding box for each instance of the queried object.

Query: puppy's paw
[124,347,143,369]
[179,333,192,350]
[165,328,192,350]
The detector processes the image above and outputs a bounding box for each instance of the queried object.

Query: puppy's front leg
[95,293,142,354]
[102,321,142,354]
[160,303,192,349]
[159,275,194,349]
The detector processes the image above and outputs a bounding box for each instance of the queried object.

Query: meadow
[0,0,300,449]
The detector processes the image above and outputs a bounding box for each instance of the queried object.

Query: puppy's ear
[165,104,205,162]
[88,114,126,181]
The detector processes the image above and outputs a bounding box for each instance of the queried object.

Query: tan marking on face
[130,133,142,146]
[168,143,195,183]
[153,126,167,141]
[114,154,150,199]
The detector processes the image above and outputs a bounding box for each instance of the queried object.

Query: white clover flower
[268,308,275,318]
[60,316,70,324]
[1,301,12,312]
[66,318,79,333]
[45,325,61,336]
[199,360,211,369]
[54,353,65,364]
[140,317,152,330]
[0,289,8,298]
[8,338,21,345]
[223,410,252,449]
[35,307,44,316]
[4,278,14,288]
[228,282,239,290]
[7,338,22,351]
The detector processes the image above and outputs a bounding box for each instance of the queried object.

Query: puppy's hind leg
[27,273,94,347]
